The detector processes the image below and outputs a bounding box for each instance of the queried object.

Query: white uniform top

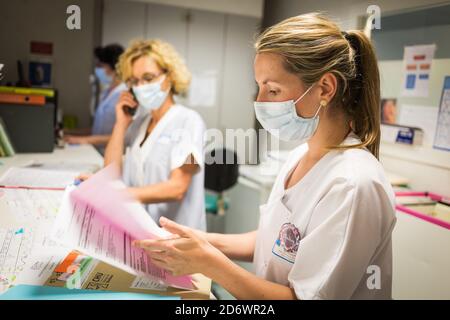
[253,132,396,299]
[123,104,207,231]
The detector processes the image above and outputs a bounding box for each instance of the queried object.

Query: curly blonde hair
[116,39,191,96]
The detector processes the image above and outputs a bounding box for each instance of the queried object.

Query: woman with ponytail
[133,13,396,300]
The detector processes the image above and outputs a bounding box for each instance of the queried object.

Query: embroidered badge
[272,222,301,264]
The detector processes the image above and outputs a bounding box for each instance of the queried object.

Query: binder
[0,86,55,98]
[0,92,45,106]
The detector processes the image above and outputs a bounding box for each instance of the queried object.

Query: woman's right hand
[115,90,138,129]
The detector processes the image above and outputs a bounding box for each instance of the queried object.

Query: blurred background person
[65,43,125,154]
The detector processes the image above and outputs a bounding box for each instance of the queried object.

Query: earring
[320,100,327,107]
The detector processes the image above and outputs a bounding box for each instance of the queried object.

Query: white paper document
[14,231,71,286]
[188,71,218,108]
[50,165,194,290]
[0,188,63,223]
[0,167,76,189]
[398,104,438,146]
[0,227,34,292]
[434,76,450,151]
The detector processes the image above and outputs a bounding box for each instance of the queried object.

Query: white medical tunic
[123,104,207,231]
[253,132,396,299]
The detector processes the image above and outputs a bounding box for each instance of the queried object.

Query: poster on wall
[401,44,436,98]
[381,98,397,124]
[398,104,438,146]
[29,41,53,87]
[29,61,52,87]
[188,70,217,108]
[434,76,450,151]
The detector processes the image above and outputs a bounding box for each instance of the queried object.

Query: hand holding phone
[116,89,138,128]
[123,88,138,116]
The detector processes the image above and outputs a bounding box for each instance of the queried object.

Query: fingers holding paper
[133,217,223,277]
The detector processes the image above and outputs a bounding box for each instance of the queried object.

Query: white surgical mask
[95,67,113,86]
[132,75,169,113]
[254,85,323,143]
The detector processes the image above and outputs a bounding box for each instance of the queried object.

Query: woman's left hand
[132,217,223,277]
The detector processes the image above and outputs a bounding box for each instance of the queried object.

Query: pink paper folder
[69,164,194,290]
[395,191,450,230]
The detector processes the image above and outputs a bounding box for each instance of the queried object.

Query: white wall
[260,0,450,195]
[126,0,264,18]
[102,0,260,133]
[0,0,101,128]
[262,0,449,29]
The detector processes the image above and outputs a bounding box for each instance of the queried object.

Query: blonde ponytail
[342,30,380,158]
[255,13,381,158]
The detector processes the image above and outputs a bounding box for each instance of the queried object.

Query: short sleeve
[101,101,117,135]
[169,112,206,171]
[288,177,394,300]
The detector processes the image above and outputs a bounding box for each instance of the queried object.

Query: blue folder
[0,285,181,300]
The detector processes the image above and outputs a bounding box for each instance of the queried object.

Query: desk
[0,145,213,300]
[1,284,181,300]
[393,210,450,299]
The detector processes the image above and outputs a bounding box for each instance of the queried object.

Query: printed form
[50,165,193,290]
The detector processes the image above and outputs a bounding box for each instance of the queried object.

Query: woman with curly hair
[104,39,206,230]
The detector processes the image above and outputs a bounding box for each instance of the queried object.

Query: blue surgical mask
[254,85,323,143]
[94,67,113,86]
[132,75,169,113]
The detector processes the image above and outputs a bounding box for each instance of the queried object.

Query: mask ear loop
[294,84,315,104]
[312,100,327,118]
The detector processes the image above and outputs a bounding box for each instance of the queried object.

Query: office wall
[102,0,260,132]
[260,0,450,151]
[261,0,449,29]
[0,0,102,128]
[260,0,450,195]
[130,0,264,18]
[374,5,450,195]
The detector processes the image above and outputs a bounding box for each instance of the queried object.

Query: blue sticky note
[0,285,181,300]
[406,74,416,89]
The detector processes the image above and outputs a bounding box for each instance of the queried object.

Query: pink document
[51,164,193,290]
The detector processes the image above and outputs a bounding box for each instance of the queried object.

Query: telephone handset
[123,88,137,116]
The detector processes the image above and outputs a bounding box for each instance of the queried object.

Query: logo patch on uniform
[272,223,301,264]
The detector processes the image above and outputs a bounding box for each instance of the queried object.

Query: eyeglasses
[126,72,166,87]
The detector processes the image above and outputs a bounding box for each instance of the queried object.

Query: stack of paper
[0,167,77,190]
[50,164,194,290]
